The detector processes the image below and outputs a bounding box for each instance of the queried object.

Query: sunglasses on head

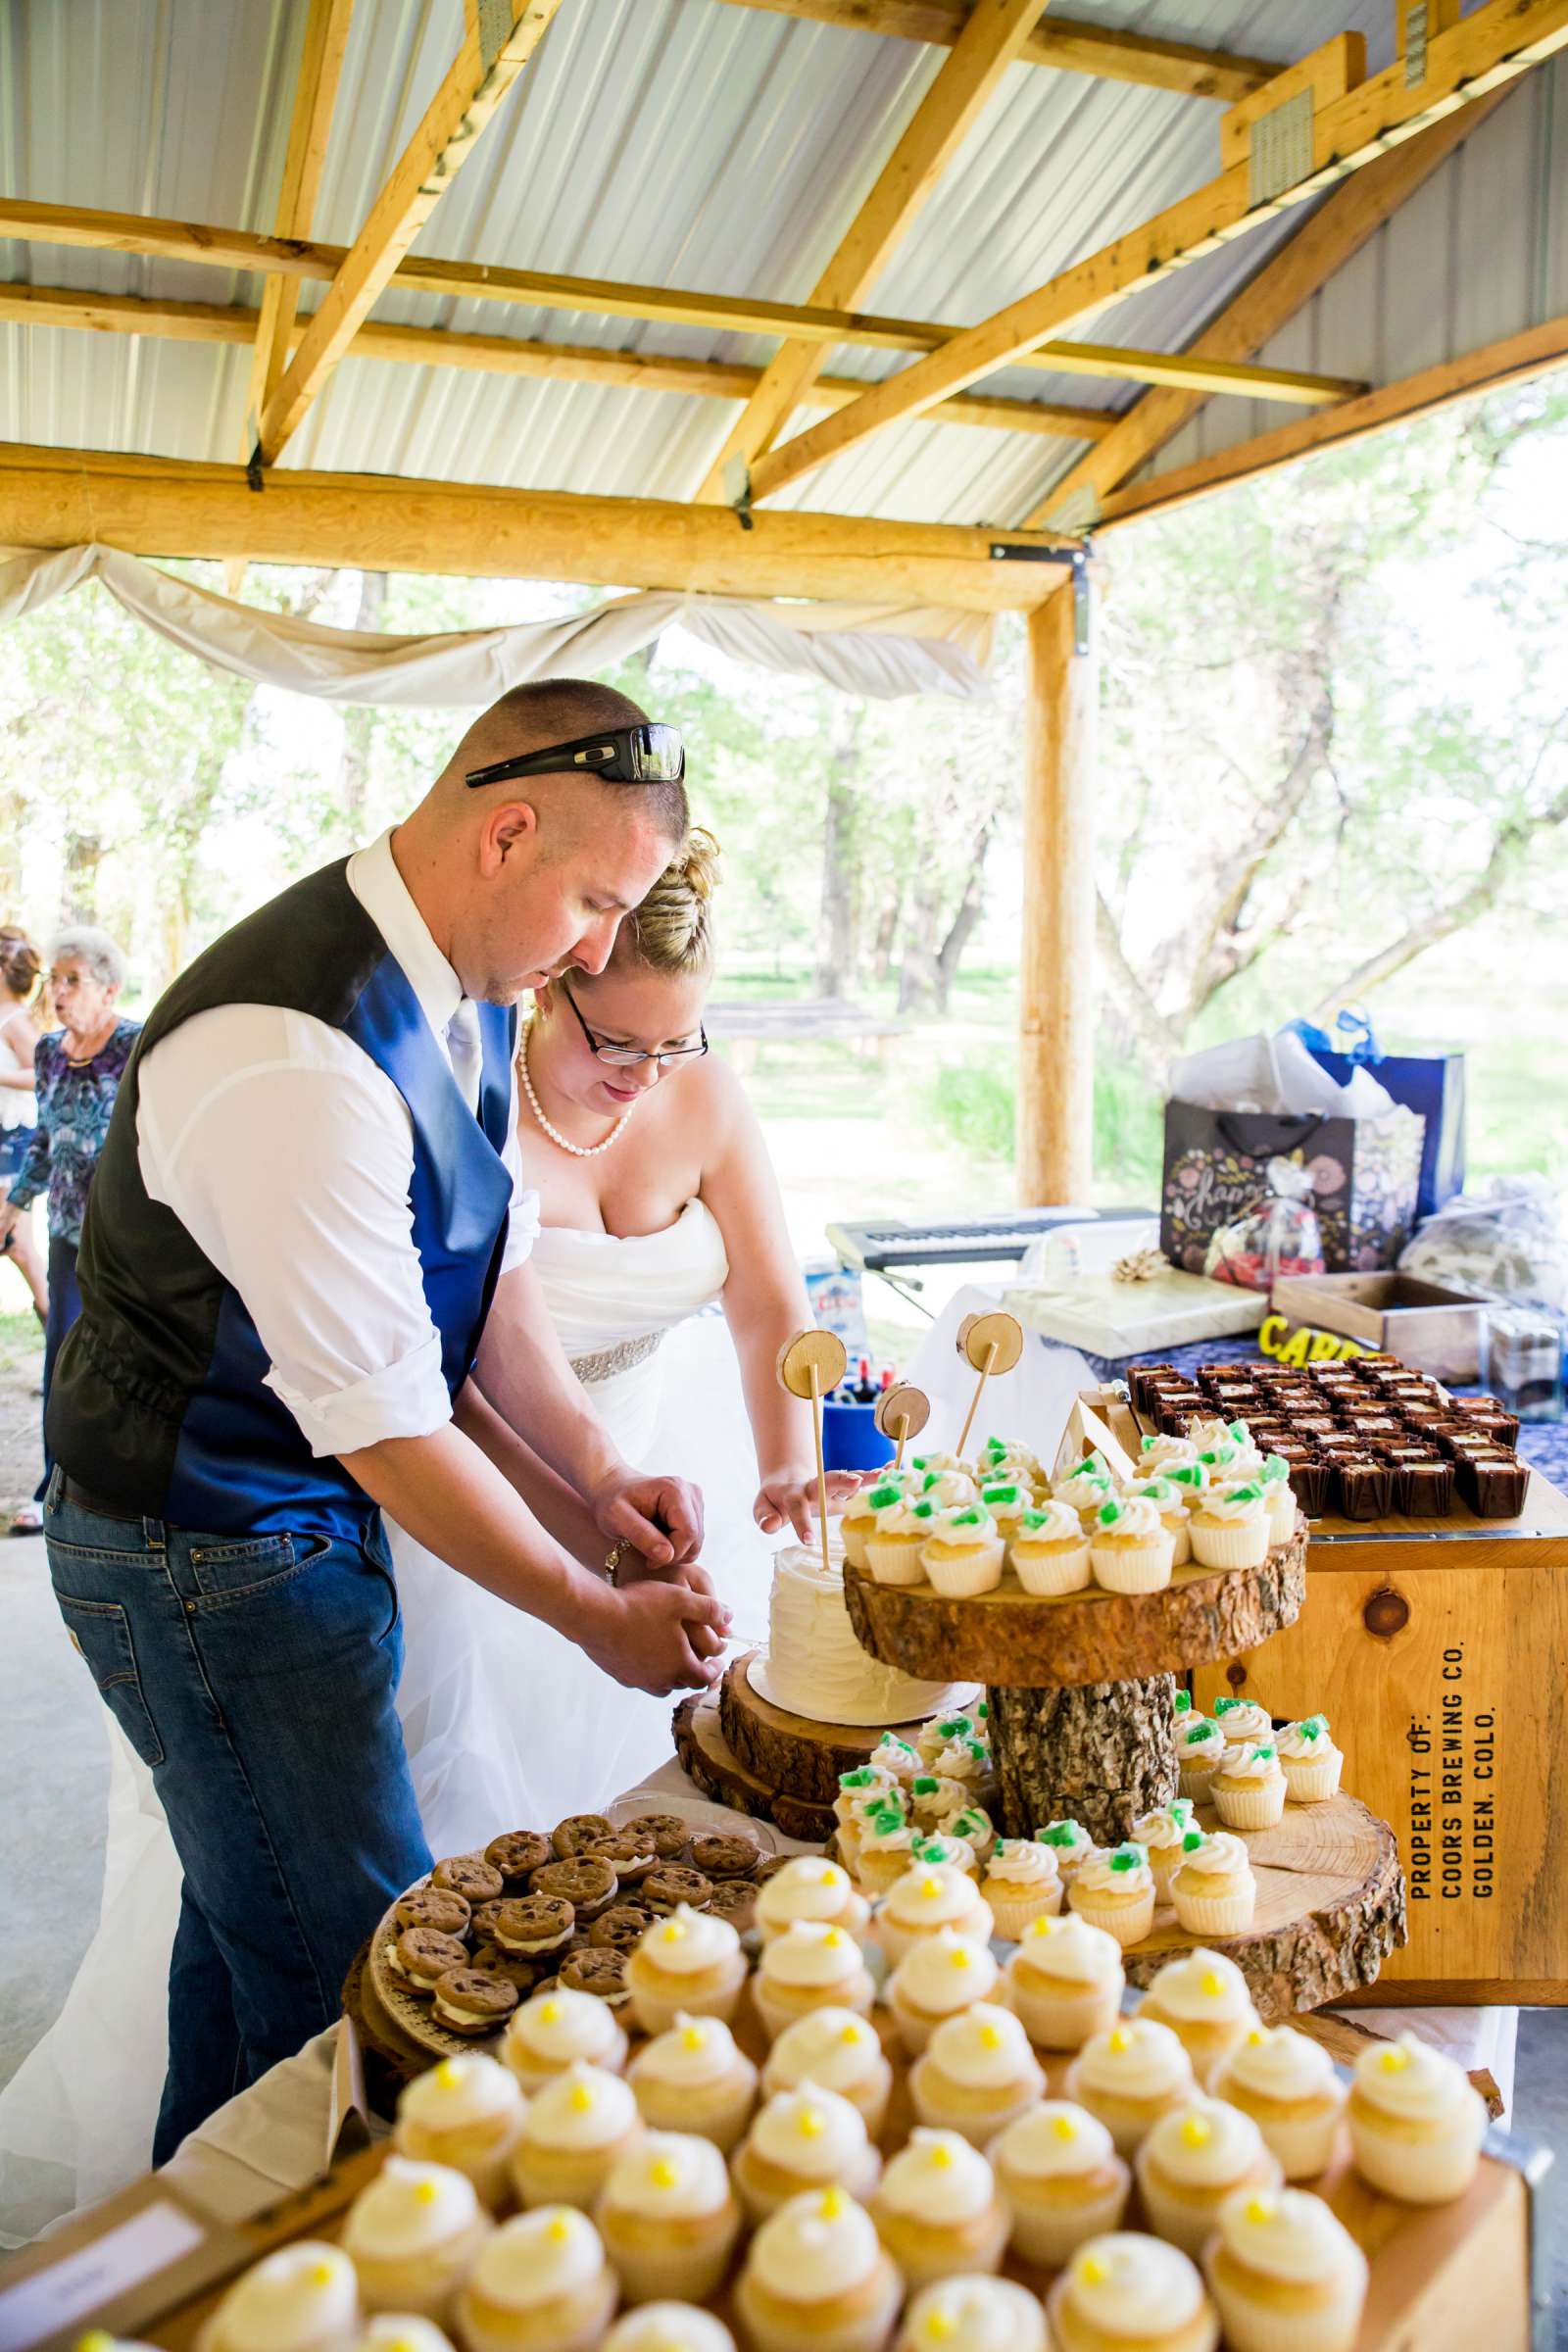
[466,723,686,792]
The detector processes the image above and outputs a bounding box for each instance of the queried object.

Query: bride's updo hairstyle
[612,826,721,978]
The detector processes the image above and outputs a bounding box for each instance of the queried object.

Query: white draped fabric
[0,544,994,702]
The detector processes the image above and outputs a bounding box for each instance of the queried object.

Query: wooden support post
[1018,577,1096,1207]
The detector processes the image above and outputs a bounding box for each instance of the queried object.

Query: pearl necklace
[518,1027,632,1159]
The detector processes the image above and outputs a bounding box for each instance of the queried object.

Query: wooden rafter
[1027,97,1507,531]
[694,0,1046,502]
[255,0,564,466]
[715,1,1279,102]
[743,0,1568,503]
[0,198,1361,409]
[0,442,1069,610]
[0,279,1115,441]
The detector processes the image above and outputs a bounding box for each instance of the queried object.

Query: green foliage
[919,1056,1164,1200]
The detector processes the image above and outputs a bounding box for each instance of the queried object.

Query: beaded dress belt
[569,1330,664,1386]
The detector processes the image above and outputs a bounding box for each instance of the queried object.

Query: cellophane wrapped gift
[1202,1156,1325,1292]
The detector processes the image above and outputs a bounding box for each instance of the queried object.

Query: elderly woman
[0,929,48,1326]
[0,926,138,1533]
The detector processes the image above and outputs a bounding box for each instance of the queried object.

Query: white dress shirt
[136,830,539,1458]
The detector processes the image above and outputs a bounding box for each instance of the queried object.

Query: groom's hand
[616,1549,731,1662]
[593,1469,705,1567]
[584,1580,728,1696]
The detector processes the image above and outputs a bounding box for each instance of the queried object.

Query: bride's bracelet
[603,1538,629,1586]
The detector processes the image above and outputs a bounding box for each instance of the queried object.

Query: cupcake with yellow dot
[1138,1950,1261,2085]
[977,1838,1061,1939]
[603,2312,734,2352]
[1067,1843,1156,1948]
[1174,1716,1227,1803]
[760,2008,894,2137]
[201,2245,361,2352]
[1347,2031,1489,2202]
[875,1860,995,1965]
[737,2185,901,2352]
[1089,1496,1175,1594]
[1169,1830,1256,1938]
[1203,2184,1368,2352]
[510,2062,643,2213]
[1049,2232,1218,2352]
[889,1929,1000,2057]
[1004,1912,1124,2051]
[1007,1500,1092,1595]
[898,2278,1044,2352]
[627,1905,747,2038]
[757,1856,870,1946]
[1133,2096,1282,2257]
[1064,2018,1196,2158]
[731,2082,882,2225]
[354,2321,456,2352]
[755,1919,876,2041]
[1276,1717,1344,1804]
[1209,1741,1287,1831]
[593,2129,741,2306]
[987,2100,1130,2268]
[1188,1482,1270,1572]
[454,2206,616,2352]
[1128,1802,1198,1902]
[1212,2025,1347,2180]
[395,2055,529,2209]
[920,1503,1005,1597]
[864,1493,939,1587]
[628,2012,758,2154]
[1129,1475,1192,1566]
[855,1804,919,1897]
[502,1987,626,2095]
[910,2001,1046,2148]
[870,2127,1009,2287]
[342,2159,493,2319]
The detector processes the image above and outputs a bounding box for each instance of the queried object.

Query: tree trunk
[870,887,903,984]
[813,708,862,998]
[987,1678,1178,1845]
[62,831,102,920]
[931,811,996,1011]
[341,571,389,836]
[897,866,944,1014]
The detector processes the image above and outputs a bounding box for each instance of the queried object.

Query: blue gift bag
[1284,1012,1466,1222]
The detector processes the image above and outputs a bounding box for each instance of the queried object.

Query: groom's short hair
[456,677,688,841]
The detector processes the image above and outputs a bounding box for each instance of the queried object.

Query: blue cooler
[822,1398,895,1475]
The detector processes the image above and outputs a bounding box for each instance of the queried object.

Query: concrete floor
[2,1532,1566,2335]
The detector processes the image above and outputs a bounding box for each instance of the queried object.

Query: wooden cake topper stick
[955,1309,1024,1459]
[875,1381,930,1470]
[777,1328,849,1576]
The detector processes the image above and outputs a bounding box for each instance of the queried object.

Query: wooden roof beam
[254,0,564,466]
[743,0,1568,504]
[716,2,1280,102]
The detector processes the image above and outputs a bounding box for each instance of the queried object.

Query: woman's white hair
[49,924,127,992]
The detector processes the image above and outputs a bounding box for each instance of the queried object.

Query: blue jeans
[43,1470,431,2163]
[35,1233,81,1500]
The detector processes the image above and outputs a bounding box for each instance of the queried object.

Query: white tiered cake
[750,1541,976,1728]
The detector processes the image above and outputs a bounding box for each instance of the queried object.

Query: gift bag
[1160,1102,1424,1276]
[1284,1011,1465,1221]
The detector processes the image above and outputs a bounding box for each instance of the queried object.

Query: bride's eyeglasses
[560,974,708,1070]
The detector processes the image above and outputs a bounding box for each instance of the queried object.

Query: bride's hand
[582,1579,727,1696]
[593,1468,706,1567]
[754,1468,865,1544]
[615,1550,731,1662]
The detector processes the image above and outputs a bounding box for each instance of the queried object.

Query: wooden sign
[777,1327,848,1578]
[874,1381,929,1467]
[955,1308,1024,1458]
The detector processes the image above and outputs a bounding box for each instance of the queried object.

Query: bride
[0,827,855,2236]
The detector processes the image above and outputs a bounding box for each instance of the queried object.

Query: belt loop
[44,1463,64,1512]
[142,1515,167,1550]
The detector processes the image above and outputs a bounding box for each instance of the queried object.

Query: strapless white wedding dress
[0,1198,778,2242]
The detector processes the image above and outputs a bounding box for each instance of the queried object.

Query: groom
[43,677,730,2159]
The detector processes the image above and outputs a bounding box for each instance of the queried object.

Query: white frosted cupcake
[1203,2184,1368,2352]
[1129,1801,1198,1901]
[1004,1912,1125,2051]
[1169,1831,1257,1937]
[1138,1949,1261,2084]
[914,1467,983,1511]
[909,2002,1045,2148]
[1212,2025,1348,2180]
[943,1805,997,1870]
[1210,1740,1288,1831]
[1008,1500,1092,1594]
[872,1731,921,1787]
[917,1710,980,1766]
[1053,1454,1115,1525]
[988,2100,1130,2268]
[755,1919,876,2041]
[1347,2032,1489,2202]
[1036,1817,1095,1885]
[1067,1843,1155,1948]
[510,2062,643,2213]
[1064,2018,1196,2157]
[502,1988,627,2095]
[1257,1455,1299,1545]
[979,1838,1062,1937]
[855,1805,918,1897]
[864,1493,940,1586]
[731,2082,881,2224]
[898,2278,1046,2352]
[1141,1432,1200,1475]
[869,2128,1008,2286]
[203,2245,360,2352]
[1134,2097,1282,2256]
[354,2322,455,2352]
[395,2055,529,2207]
[1174,1715,1228,1802]
[1210,1696,1273,1749]
[761,2007,893,2136]
[627,1905,747,2037]
[925,1728,989,1787]
[628,2012,759,2154]
[1049,2233,1218,2352]
[833,1766,898,1871]
[1188,1483,1269,1571]
[874,1860,994,1965]
[736,2186,901,2352]
[594,2130,741,2306]
[1276,1716,1344,1803]
[342,2159,493,2319]
[889,1930,1000,2056]
[840,1481,890,1572]
[1089,1495,1175,1594]
[908,1771,967,1836]
[976,1475,1034,1546]
[758,1857,870,1945]
[455,2206,616,2352]
[911,1832,980,1881]
[920,1504,1004,1597]
[1129,1476,1192,1565]
[604,2310,735,2352]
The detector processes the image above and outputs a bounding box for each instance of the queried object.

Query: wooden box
[1269,1271,1487,1380]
